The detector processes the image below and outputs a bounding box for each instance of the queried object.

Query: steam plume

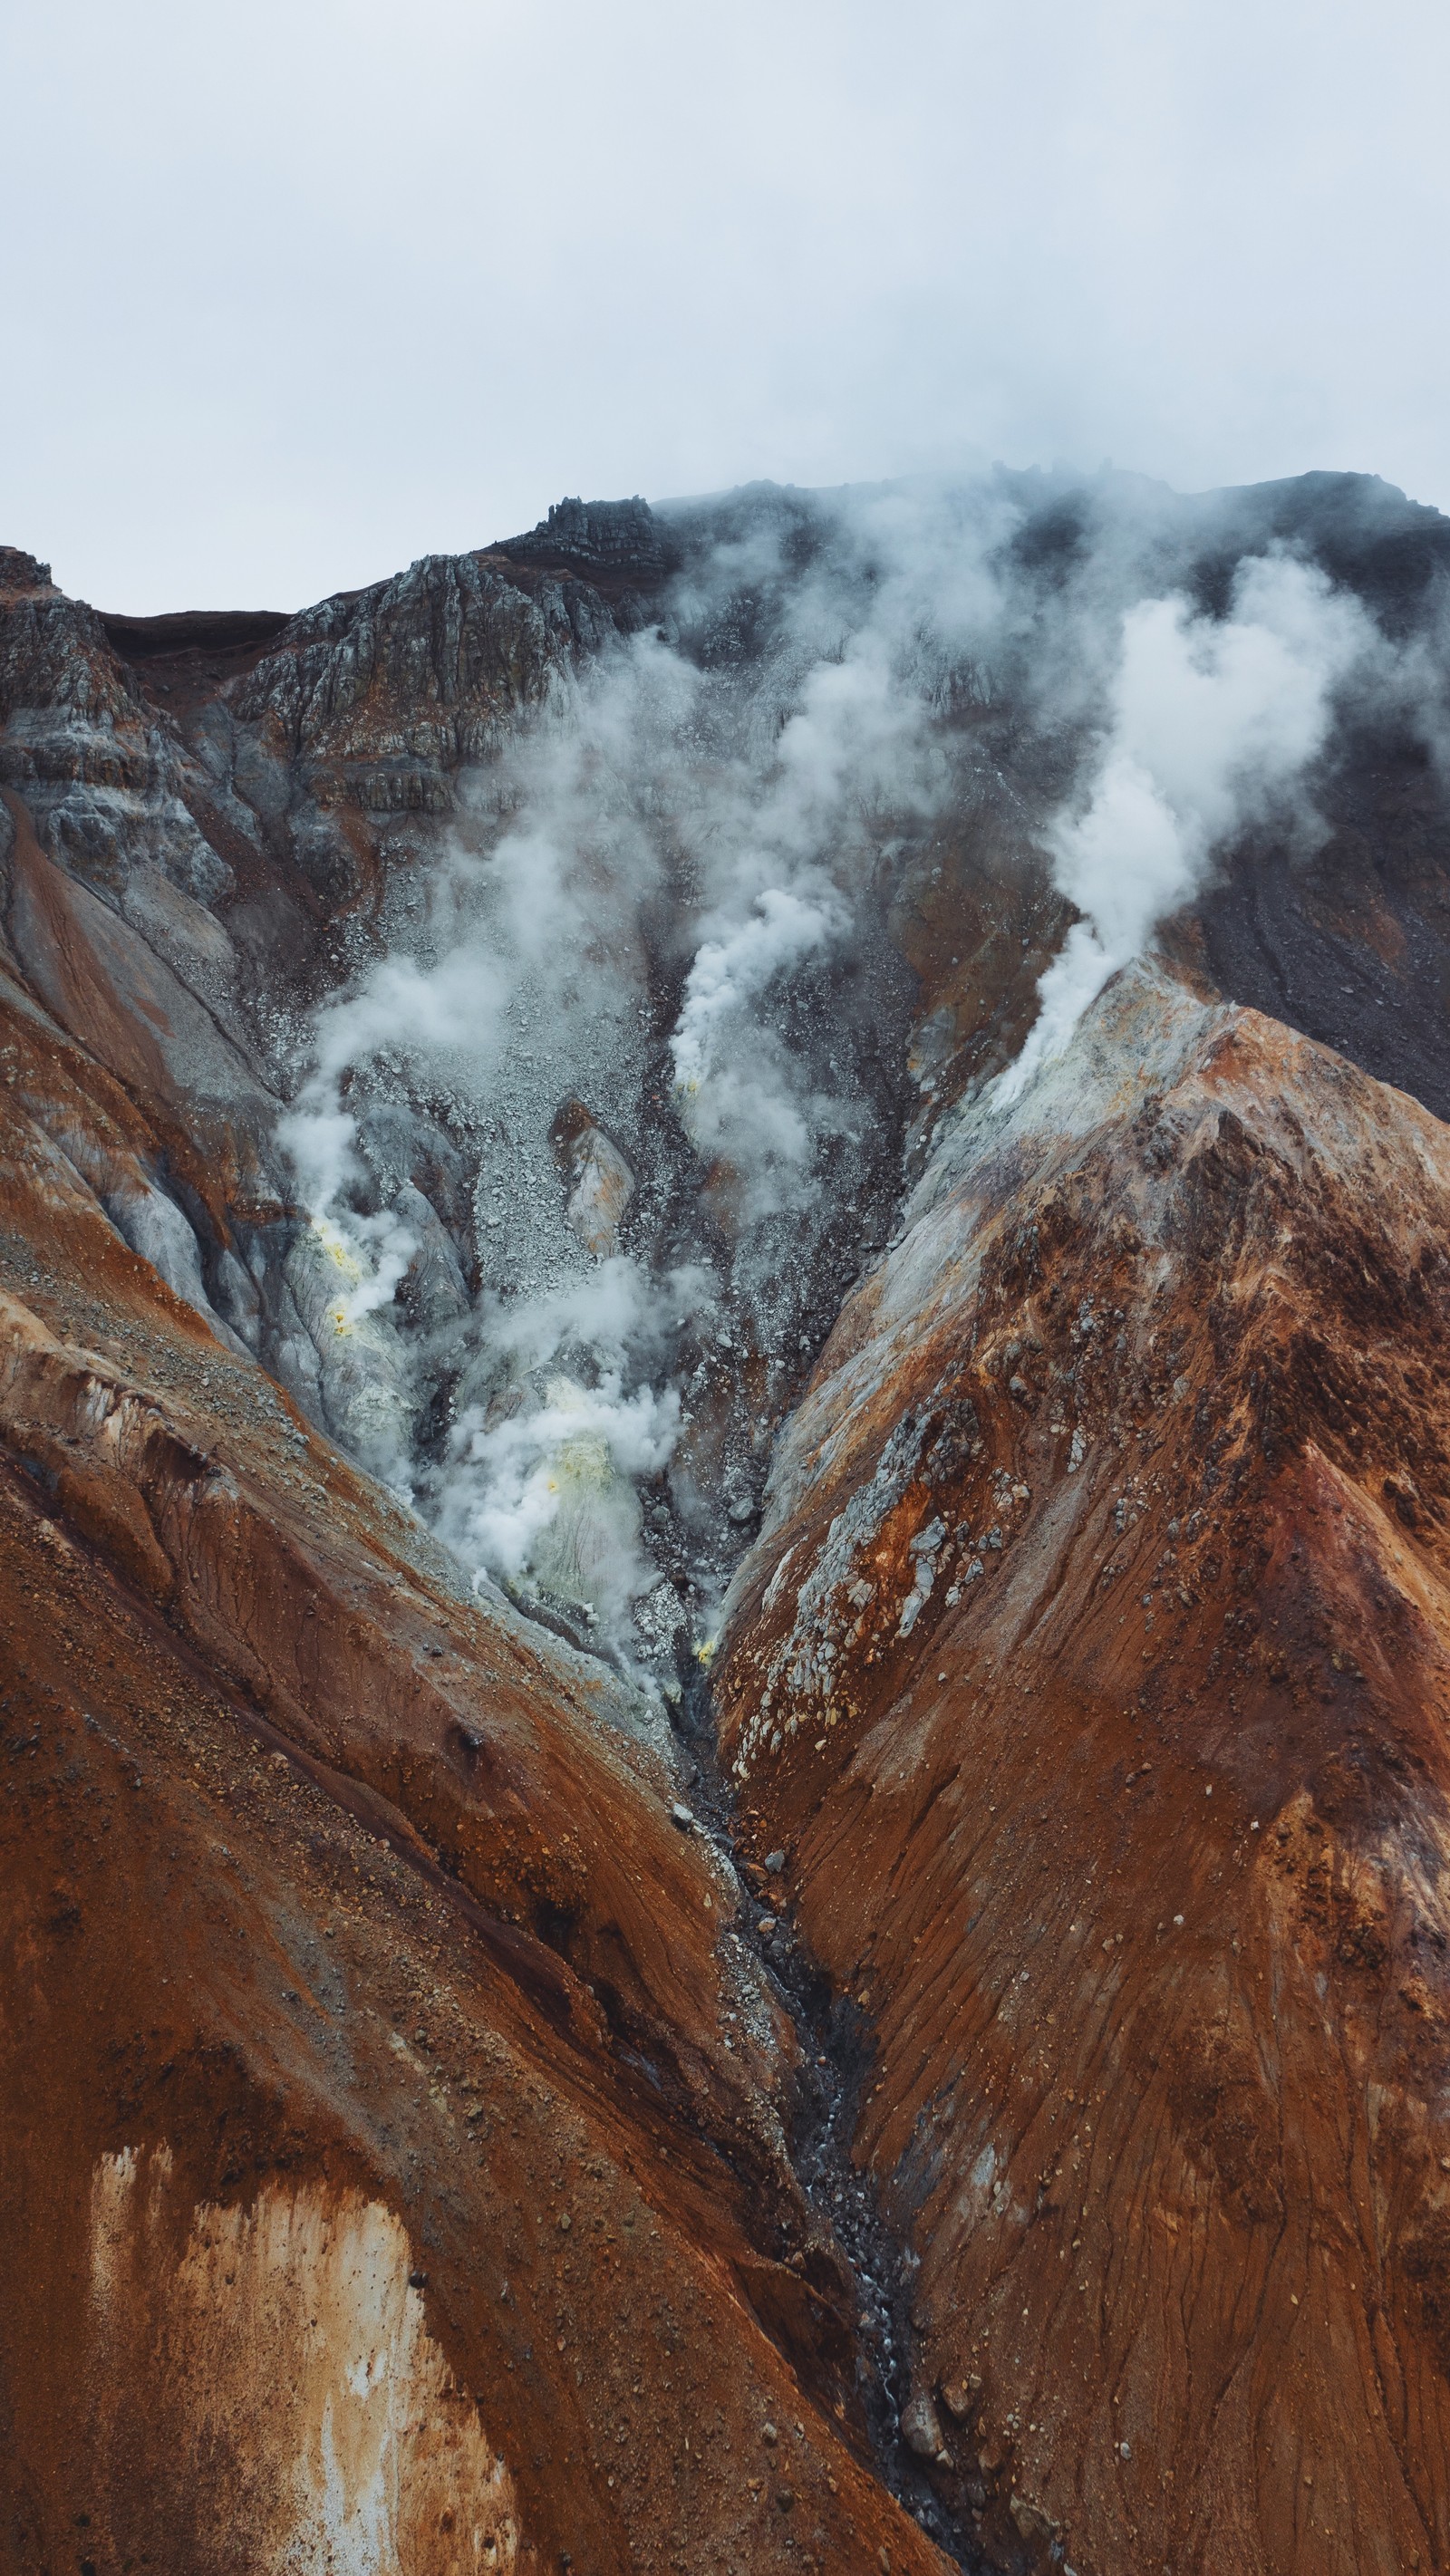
[998,554,1374,1099]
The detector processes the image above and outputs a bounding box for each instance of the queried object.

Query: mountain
[2,471,1449,2575]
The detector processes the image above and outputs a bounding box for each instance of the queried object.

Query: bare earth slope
[0,892,945,2574]
[718,961,1450,2576]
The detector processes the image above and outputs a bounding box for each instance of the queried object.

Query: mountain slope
[3,471,1450,2574]
[718,961,1450,2575]
[0,920,945,2576]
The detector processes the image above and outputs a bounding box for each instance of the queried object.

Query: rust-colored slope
[717,963,1450,2576]
[0,953,948,2574]
[2,786,279,1229]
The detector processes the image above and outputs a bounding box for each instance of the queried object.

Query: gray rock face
[0,579,141,766]
[0,527,643,1521]
[234,551,614,769]
[0,560,243,910]
[499,494,670,583]
[0,548,53,593]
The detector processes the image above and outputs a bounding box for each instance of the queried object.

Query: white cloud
[6,0,1450,607]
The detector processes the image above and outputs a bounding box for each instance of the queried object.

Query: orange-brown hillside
[718,964,1450,2576]
[0,862,949,2576]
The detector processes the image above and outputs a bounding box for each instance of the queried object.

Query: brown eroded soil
[0,926,950,2576]
[717,965,1450,2576]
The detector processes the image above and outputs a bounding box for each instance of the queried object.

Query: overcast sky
[4,0,1446,613]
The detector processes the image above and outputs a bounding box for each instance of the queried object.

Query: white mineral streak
[88,2150,524,2575]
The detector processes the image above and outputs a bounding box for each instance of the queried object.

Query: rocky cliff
[3,471,1450,2575]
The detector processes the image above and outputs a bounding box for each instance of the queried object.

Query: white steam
[672,887,837,1092]
[278,941,509,1336]
[270,482,1423,1660]
[276,494,997,1643]
[428,1258,707,1626]
[999,554,1374,1099]
[671,886,846,1208]
[663,612,954,1211]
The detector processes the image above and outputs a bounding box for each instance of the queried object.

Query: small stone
[775,2488,795,2512]
[557,2213,573,2233]
[759,1915,777,1935]
[761,2421,778,2446]
[902,2392,945,2459]
[671,1802,695,1830]
[408,2269,428,2289]
[941,2373,981,2421]
[762,1849,787,1875]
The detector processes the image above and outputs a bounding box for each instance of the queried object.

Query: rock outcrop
[553,1099,637,1257]
[499,495,672,589]
[234,550,616,778]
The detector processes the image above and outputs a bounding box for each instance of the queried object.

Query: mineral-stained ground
[4,470,1450,2576]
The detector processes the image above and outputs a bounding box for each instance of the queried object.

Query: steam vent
[6,469,1450,2576]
